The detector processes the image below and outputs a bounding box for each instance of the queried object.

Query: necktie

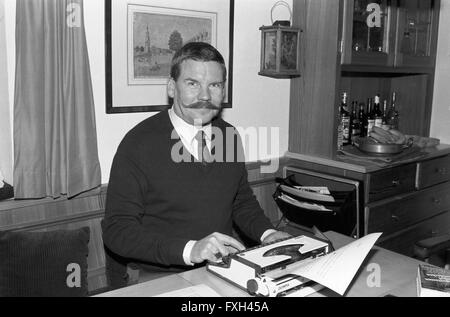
[195,130,212,164]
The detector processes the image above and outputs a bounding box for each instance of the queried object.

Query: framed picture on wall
[105,0,234,114]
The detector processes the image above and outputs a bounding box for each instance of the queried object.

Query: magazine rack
[275,167,361,238]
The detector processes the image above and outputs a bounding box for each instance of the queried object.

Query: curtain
[14,0,101,199]
[0,0,13,186]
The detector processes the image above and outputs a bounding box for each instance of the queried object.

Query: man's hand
[190,232,246,264]
[262,230,292,244]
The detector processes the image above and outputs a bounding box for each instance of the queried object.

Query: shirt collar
[168,107,212,144]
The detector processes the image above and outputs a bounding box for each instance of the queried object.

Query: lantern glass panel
[280,31,298,71]
[263,31,277,71]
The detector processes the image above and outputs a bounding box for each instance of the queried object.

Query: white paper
[281,184,335,202]
[280,194,332,211]
[284,282,325,297]
[288,233,382,296]
[154,284,221,297]
[294,186,331,195]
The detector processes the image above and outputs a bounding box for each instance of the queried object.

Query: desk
[96,231,423,297]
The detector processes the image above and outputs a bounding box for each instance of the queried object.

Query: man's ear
[167,78,175,98]
[221,81,227,101]
[222,81,227,99]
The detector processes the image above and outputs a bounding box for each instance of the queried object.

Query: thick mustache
[186,101,220,110]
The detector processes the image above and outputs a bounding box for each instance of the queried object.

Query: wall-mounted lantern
[259,1,301,79]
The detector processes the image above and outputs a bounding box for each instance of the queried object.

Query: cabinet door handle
[433,198,441,204]
[391,214,400,222]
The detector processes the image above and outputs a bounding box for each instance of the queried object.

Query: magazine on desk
[416,264,450,297]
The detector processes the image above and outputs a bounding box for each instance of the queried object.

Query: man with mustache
[102,42,290,288]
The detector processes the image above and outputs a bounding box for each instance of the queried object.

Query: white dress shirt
[168,107,211,161]
[168,108,276,265]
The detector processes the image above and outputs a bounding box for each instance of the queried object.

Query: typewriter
[206,235,332,297]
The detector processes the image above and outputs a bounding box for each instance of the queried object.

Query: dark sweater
[102,110,274,271]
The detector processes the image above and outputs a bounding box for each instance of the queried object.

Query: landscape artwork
[128,5,217,85]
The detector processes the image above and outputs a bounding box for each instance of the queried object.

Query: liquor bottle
[367,98,375,134]
[386,92,400,130]
[350,101,361,143]
[359,103,367,137]
[340,93,351,146]
[373,94,383,128]
[337,116,344,151]
[381,100,390,130]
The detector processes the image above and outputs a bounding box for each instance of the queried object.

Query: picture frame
[105,0,234,114]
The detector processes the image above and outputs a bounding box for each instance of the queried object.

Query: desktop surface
[96,231,422,297]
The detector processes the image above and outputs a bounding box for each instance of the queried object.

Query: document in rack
[280,184,335,202]
[279,193,332,211]
[286,233,382,296]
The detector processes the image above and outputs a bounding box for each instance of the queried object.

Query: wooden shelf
[341,64,434,75]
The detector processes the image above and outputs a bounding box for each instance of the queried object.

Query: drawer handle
[433,198,441,204]
[436,168,448,175]
[370,180,401,195]
[391,214,400,222]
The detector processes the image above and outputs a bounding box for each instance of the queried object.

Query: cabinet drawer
[416,155,450,190]
[377,211,450,257]
[366,181,450,236]
[368,164,416,202]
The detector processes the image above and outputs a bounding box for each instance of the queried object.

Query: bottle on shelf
[350,101,361,143]
[373,94,383,128]
[381,100,390,130]
[359,103,367,137]
[367,98,375,134]
[339,92,351,147]
[337,122,344,151]
[337,110,344,151]
[386,92,400,130]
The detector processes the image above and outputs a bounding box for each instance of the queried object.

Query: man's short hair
[170,42,227,82]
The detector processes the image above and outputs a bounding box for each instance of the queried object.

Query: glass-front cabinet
[341,0,439,68]
[342,0,395,66]
[395,0,439,67]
